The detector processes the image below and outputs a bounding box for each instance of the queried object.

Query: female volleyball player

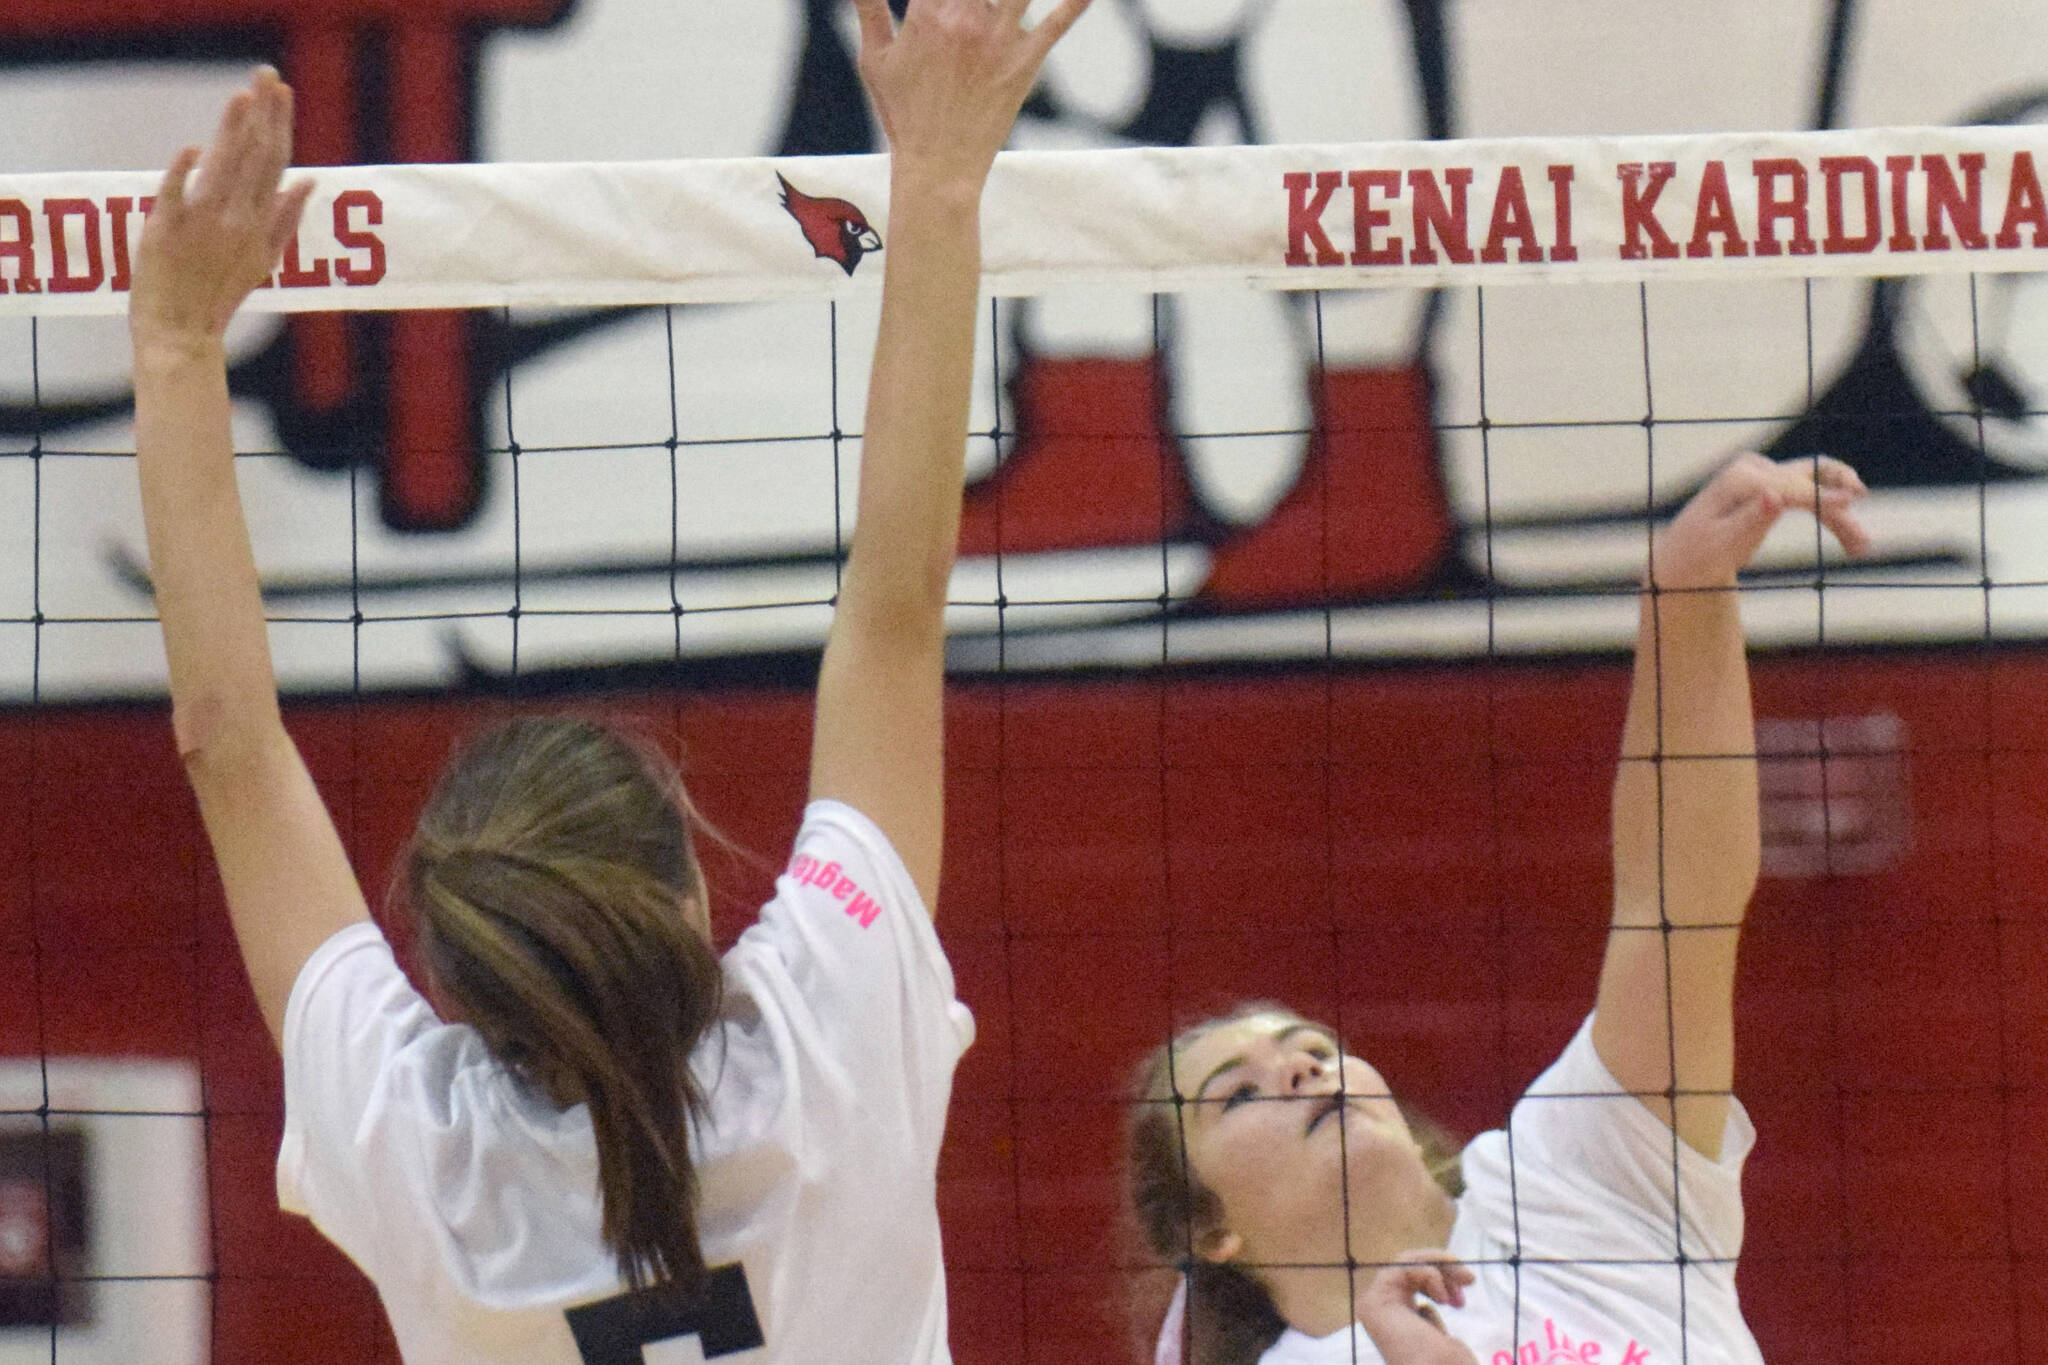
[126,1,1086,1360]
[1130,454,1870,1365]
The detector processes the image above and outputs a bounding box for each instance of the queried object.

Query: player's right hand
[850,0,1093,189]
[1650,452,1870,592]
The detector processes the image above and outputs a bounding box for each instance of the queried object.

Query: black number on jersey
[565,1264,764,1364]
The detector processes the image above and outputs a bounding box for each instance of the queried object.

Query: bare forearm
[124,68,371,1044]
[808,169,982,900]
[837,170,983,631]
[1596,454,1866,1154]
[811,0,1088,903]
[133,335,283,760]
[1612,584,1760,927]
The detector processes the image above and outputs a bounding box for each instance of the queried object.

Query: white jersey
[276,800,974,1365]
[1263,1017,1761,1365]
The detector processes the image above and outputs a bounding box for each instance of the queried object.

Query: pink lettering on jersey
[784,854,883,929]
[1492,1321,1643,1365]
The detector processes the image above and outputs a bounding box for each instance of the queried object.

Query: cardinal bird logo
[777,173,883,276]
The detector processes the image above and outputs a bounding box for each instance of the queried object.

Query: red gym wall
[2,651,2042,1362]
[5,8,2047,1360]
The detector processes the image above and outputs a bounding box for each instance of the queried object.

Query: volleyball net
[0,125,2041,1361]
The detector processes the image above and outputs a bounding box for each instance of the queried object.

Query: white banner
[0,124,2045,314]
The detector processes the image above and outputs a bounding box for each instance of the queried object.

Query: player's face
[1173,1014,1435,1274]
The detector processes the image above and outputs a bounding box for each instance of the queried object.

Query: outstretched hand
[1357,1250,1480,1365]
[851,0,1093,188]
[131,67,313,345]
[1651,452,1870,592]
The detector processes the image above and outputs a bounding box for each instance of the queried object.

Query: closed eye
[1222,1082,1258,1111]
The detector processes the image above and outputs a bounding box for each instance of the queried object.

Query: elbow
[172,694,228,770]
[894,535,956,619]
[909,547,955,622]
[172,692,282,786]
[852,589,950,654]
[843,543,955,636]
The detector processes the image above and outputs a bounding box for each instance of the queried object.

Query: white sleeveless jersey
[277,800,974,1365]
[1262,1018,1764,1365]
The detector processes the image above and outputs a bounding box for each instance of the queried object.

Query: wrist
[887,162,989,216]
[130,325,226,374]
[1643,568,1740,594]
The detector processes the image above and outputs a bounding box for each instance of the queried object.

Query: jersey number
[565,1264,763,1365]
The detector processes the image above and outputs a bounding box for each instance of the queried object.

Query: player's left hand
[130,66,313,346]
[1356,1249,1480,1365]
[1651,452,1870,591]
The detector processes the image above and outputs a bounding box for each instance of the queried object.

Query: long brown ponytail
[406,716,723,1291]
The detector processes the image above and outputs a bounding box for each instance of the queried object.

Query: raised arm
[130,70,367,1045]
[808,0,1089,912]
[1593,454,1867,1157]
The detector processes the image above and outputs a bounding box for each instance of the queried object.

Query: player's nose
[1281,1050,1326,1094]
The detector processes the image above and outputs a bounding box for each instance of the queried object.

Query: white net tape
[0,125,2043,313]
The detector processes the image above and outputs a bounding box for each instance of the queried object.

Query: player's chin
[1331,1120,1419,1181]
